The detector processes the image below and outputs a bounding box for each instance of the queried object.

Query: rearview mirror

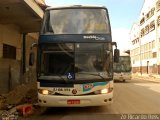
[29,52,35,66]
[114,49,120,63]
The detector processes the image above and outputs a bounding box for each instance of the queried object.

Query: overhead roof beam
[23,0,44,19]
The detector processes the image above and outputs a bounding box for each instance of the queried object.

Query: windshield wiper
[38,75,69,83]
[77,72,107,80]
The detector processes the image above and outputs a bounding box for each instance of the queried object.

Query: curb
[132,75,160,83]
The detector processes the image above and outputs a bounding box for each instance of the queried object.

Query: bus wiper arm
[38,75,69,82]
[77,72,106,80]
[58,75,70,83]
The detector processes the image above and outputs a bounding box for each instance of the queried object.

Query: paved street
[21,79,160,120]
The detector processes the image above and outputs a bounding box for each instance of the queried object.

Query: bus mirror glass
[29,52,35,66]
[114,49,119,63]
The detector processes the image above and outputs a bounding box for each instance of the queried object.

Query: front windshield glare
[39,43,112,80]
[75,43,106,72]
[42,8,110,34]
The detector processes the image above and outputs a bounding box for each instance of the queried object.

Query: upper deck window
[41,8,110,34]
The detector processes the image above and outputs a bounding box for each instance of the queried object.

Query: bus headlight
[38,89,53,95]
[42,90,49,95]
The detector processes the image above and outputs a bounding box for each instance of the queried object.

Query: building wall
[0,24,21,93]
[0,24,22,60]
[130,0,160,75]
[130,23,140,69]
[0,24,38,94]
[156,0,160,74]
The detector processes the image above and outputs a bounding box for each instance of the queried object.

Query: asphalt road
[21,79,160,120]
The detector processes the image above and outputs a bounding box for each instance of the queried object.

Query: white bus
[29,5,119,107]
[113,52,131,82]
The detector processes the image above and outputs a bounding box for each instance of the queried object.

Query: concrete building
[130,23,140,73]
[130,0,160,76]
[0,0,46,94]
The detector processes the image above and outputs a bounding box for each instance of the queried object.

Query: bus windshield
[39,43,112,81]
[113,56,131,73]
[41,8,110,34]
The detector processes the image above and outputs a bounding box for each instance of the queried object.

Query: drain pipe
[22,33,27,74]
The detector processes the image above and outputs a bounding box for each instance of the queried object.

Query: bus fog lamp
[104,99,108,102]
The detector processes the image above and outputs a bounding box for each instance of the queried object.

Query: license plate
[67,100,80,104]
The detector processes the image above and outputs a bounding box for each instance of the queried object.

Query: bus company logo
[83,84,94,89]
[72,89,77,94]
[83,35,105,40]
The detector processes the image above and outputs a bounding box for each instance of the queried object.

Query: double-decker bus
[29,5,119,107]
[113,52,131,82]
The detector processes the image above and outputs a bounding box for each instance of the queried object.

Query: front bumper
[38,92,113,107]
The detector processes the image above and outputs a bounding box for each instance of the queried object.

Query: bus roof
[46,5,108,11]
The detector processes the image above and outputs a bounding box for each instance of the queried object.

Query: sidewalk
[132,74,160,83]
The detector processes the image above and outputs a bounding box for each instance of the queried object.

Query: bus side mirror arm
[112,42,117,49]
[29,43,38,66]
[30,43,38,50]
